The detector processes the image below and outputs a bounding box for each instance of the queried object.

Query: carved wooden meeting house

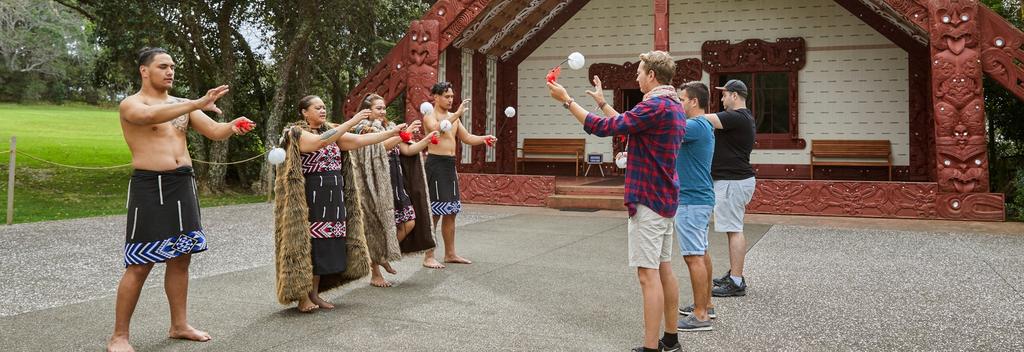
[345,0,1024,221]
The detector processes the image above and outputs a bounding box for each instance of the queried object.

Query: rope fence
[3,137,271,225]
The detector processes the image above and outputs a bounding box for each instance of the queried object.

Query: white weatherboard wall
[510,0,910,166]
[518,0,653,162]
[668,0,910,166]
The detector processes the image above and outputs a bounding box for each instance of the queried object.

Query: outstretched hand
[546,81,570,103]
[585,76,606,105]
[405,120,422,133]
[195,85,229,115]
[231,117,255,135]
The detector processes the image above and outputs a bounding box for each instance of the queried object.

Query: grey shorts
[628,204,674,269]
[713,177,756,233]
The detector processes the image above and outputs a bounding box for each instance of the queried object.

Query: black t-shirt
[711,108,755,180]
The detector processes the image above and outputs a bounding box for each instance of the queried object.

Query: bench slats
[517,138,586,176]
[810,139,892,180]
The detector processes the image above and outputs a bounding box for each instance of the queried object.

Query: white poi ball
[567,52,585,70]
[267,147,286,165]
[615,156,627,169]
[504,106,517,118]
[439,119,453,132]
[419,101,434,116]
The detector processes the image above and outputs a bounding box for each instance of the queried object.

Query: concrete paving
[1,203,1021,351]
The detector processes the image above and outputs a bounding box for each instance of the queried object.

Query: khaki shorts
[628,204,674,269]
[713,177,756,233]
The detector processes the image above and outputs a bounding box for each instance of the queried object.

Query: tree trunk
[329,72,346,120]
[257,19,315,194]
[205,0,239,194]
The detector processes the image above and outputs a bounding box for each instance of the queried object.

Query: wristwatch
[563,99,575,109]
[598,101,607,110]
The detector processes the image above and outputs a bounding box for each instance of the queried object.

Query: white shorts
[627,204,674,269]
[713,177,756,233]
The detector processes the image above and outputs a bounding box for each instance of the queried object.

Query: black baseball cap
[715,79,748,97]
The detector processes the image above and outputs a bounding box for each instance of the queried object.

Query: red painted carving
[458,173,556,206]
[344,0,491,118]
[883,0,930,30]
[703,38,806,73]
[936,143,988,193]
[746,180,939,219]
[344,44,406,117]
[927,0,989,194]
[935,192,1005,221]
[978,6,1024,102]
[405,20,440,124]
[496,61,518,174]
[703,38,806,148]
[426,0,491,49]
[588,59,702,156]
[654,0,669,51]
[588,59,702,89]
[505,0,592,65]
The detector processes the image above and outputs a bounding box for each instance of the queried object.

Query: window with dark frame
[717,72,791,134]
[703,38,807,149]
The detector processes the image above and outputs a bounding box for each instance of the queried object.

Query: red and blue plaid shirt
[584,96,686,218]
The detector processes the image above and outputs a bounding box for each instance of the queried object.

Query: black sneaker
[660,340,681,351]
[630,347,657,352]
[679,304,717,319]
[712,270,731,286]
[712,276,746,297]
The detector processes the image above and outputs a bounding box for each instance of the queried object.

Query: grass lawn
[0,103,265,224]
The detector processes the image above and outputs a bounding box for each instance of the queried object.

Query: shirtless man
[108,47,254,352]
[420,81,496,269]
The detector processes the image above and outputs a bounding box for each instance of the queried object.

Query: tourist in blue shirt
[673,82,716,332]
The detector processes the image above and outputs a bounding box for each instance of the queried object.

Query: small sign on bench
[585,153,604,177]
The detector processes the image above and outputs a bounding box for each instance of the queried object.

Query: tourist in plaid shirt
[547,50,686,352]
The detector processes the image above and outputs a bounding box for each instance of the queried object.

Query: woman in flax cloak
[273,95,405,312]
[351,93,438,287]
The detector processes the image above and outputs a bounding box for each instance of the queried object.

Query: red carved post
[927,1,987,194]
[654,0,669,51]
[927,0,1003,220]
[404,20,440,125]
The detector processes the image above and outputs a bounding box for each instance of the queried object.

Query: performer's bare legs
[107,263,154,352]
[305,275,332,310]
[165,255,210,341]
[438,214,470,264]
[370,263,393,287]
[371,219,415,287]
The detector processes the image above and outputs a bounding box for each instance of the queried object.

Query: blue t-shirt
[675,116,715,206]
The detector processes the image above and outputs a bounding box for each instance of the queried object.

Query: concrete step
[546,194,626,211]
[555,185,625,197]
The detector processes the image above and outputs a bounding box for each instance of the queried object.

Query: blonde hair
[638,50,676,85]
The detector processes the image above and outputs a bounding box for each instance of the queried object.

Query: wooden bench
[810,140,892,180]
[516,138,586,176]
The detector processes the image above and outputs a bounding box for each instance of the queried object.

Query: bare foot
[444,255,473,264]
[308,293,335,310]
[168,325,211,342]
[422,257,446,269]
[107,334,134,352]
[298,297,319,313]
[381,262,398,275]
[370,275,392,288]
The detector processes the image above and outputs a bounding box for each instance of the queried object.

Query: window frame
[703,38,807,149]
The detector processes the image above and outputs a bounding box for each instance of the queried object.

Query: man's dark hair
[680,81,709,110]
[137,47,170,67]
[431,81,453,96]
